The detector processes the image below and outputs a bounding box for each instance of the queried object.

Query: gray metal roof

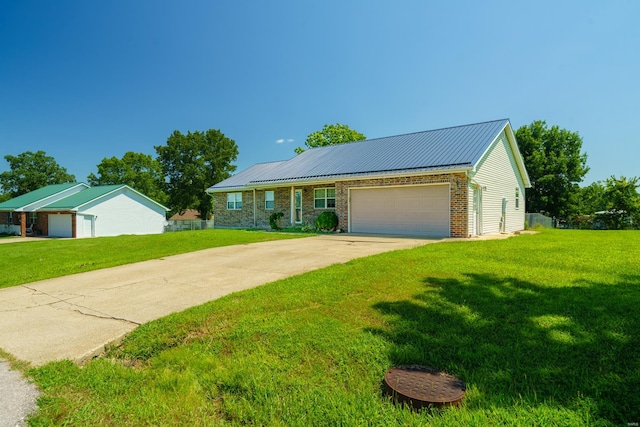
[209,161,287,190]
[208,119,512,191]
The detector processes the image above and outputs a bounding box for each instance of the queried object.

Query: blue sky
[1,1,638,186]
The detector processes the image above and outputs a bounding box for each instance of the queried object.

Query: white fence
[165,220,215,232]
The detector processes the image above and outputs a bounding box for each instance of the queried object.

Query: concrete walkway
[0,234,436,366]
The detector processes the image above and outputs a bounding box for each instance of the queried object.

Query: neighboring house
[169,209,202,221]
[0,184,169,238]
[207,119,531,238]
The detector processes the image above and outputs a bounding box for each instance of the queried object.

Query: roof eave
[208,166,474,191]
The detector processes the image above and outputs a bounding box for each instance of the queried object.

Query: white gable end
[471,131,526,235]
[76,189,166,237]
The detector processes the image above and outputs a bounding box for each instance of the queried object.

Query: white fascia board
[20,183,89,211]
[504,123,532,188]
[472,122,531,188]
[241,168,473,190]
[74,185,170,212]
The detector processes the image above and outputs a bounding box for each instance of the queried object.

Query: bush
[315,211,338,232]
[269,212,284,230]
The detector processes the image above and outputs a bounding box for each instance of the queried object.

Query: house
[206,119,531,238]
[169,209,202,221]
[0,184,169,238]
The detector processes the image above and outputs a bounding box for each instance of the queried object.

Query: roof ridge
[303,118,510,150]
[361,118,509,144]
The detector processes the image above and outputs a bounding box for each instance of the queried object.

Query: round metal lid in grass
[384,365,466,409]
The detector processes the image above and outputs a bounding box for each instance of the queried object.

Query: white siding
[75,214,94,238]
[471,132,526,234]
[77,189,166,237]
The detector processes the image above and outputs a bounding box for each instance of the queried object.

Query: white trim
[313,187,336,209]
[294,189,302,224]
[264,190,275,210]
[226,192,243,210]
[474,123,531,188]
[253,189,257,227]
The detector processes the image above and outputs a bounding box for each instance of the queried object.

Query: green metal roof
[41,184,169,211]
[0,183,85,211]
[42,185,127,210]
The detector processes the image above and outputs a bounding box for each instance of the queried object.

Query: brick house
[206,119,531,238]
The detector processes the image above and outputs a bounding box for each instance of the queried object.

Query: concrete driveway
[0,234,435,366]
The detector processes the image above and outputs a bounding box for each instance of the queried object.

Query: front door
[294,189,302,224]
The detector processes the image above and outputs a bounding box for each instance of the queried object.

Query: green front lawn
[0,230,307,289]
[27,230,640,425]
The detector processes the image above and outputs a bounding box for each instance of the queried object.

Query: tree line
[515,120,639,230]
[0,129,238,219]
[1,121,638,229]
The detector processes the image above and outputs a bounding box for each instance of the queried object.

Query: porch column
[71,213,77,238]
[20,212,27,237]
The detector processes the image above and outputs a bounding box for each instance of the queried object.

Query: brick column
[20,212,27,237]
[71,213,77,238]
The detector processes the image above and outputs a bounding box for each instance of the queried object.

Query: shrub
[315,211,338,232]
[269,212,284,230]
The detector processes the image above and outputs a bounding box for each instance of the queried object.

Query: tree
[515,121,589,218]
[294,123,365,154]
[88,151,168,206]
[600,175,640,229]
[576,181,606,214]
[155,129,238,219]
[0,150,75,197]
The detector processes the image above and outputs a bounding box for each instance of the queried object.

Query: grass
[0,229,307,289]
[22,229,640,425]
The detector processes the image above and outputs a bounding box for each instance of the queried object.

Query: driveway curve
[0,234,436,366]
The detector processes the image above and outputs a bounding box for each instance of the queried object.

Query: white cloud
[275,138,285,144]
[275,138,294,144]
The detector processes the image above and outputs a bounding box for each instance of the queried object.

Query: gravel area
[0,360,39,427]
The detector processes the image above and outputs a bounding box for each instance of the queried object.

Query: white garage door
[48,214,72,238]
[350,185,450,236]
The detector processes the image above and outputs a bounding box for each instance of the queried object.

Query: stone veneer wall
[334,173,470,238]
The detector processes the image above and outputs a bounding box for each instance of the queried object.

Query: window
[6,212,13,224]
[265,191,274,210]
[29,212,38,225]
[227,192,242,210]
[314,188,336,209]
[515,188,520,209]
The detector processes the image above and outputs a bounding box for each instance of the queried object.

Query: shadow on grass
[369,273,640,425]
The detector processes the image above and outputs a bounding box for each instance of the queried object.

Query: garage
[48,214,72,237]
[349,184,450,236]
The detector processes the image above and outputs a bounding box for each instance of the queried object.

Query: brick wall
[335,173,469,237]
[212,185,336,229]
[212,173,470,237]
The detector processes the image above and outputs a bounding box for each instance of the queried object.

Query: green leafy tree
[515,121,589,218]
[600,176,640,229]
[88,152,168,206]
[578,181,607,214]
[0,150,75,197]
[155,129,238,218]
[295,123,365,154]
